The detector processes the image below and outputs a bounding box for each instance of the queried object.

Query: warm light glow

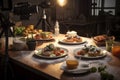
[57,0,67,7]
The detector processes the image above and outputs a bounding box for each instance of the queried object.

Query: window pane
[91,0,116,16]
[92,0,101,7]
[92,9,99,15]
[104,9,115,15]
[104,0,116,7]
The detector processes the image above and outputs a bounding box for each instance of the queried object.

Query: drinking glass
[105,37,114,52]
[112,42,120,58]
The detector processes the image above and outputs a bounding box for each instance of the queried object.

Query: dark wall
[10,0,91,26]
[12,0,53,26]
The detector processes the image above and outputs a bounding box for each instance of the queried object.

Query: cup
[26,40,36,50]
[66,60,79,69]
[112,42,120,58]
[105,37,114,52]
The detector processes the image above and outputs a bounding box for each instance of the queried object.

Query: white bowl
[13,39,26,50]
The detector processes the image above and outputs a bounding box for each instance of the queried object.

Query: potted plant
[26,33,36,50]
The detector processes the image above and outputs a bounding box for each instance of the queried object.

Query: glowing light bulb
[57,0,67,7]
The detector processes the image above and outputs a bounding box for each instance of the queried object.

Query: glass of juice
[112,42,120,58]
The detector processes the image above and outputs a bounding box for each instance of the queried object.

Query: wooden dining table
[0,34,120,80]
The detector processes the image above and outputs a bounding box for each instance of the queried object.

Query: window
[91,0,116,16]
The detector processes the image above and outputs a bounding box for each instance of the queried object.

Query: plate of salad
[34,44,68,59]
[74,45,107,59]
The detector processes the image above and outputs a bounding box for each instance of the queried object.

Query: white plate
[74,48,107,59]
[59,40,87,45]
[61,62,90,74]
[34,47,68,59]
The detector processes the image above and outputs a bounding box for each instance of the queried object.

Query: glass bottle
[54,20,60,36]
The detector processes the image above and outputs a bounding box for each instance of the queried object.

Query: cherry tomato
[60,50,64,53]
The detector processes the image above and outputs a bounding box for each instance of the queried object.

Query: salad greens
[90,67,97,73]
[14,26,25,36]
[90,65,114,80]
